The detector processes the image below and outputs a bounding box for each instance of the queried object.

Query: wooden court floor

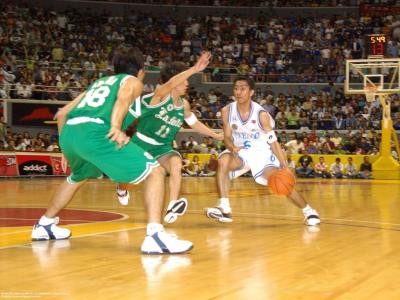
[1,177,400,300]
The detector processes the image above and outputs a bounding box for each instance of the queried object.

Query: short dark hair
[160,62,187,84]
[113,47,144,76]
[233,76,255,90]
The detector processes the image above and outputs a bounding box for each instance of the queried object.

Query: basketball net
[364,83,380,103]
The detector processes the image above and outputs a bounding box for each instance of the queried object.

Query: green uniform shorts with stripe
[60,123,159,184]
[131,134,181,160]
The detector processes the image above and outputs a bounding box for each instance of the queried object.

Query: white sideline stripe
[0,226,145,250]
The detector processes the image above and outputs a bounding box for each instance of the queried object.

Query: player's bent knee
[152,165,166,177]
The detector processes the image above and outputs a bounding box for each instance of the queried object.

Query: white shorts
[220,148,280,186]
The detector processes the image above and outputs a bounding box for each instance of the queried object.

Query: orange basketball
[268,169,296,196]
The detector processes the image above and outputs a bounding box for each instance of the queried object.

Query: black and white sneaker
[205,207,233,223]
[304,209,321,226]
[141,231,193,254]
[164,198,188,224]
[31,217,71,241]
[117,189,130,206]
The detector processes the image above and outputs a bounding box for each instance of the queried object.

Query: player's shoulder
[221,103,232,115]
[222,101,235,111]
[141,92,155,105]
[252,100,267,113]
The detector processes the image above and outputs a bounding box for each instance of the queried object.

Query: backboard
[345,58,400,96]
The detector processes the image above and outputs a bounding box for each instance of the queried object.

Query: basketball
[268,169,296,196]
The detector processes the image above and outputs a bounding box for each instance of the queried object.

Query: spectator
[321,135,335,154]
[330,157,344,179]
[359,156,373,179]
[296,150,314,178]
[342,138,357,154]
[287,154,296,173]
[285,133,305,154]
[344,157,358,178]
[200,154,218,177]
[186,135,199,150]
[287,108,300,129]
[181,153,191,176]
[186,155,202,176]
[314,157,331,178]
[47,140,60,152]
[0,116,6,143]
[331,131,342,148]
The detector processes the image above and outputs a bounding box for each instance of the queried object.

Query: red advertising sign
[51,156,71,175]
[16,153,53,176]
[0,154,18,176]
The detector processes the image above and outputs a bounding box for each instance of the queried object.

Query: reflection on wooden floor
[1,177,400,300]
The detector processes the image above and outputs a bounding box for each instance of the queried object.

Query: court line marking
[0,225,146,250]
[0,212,130,236]
[0,217,112,222]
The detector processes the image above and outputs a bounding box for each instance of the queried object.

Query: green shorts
[60,123,159,184]
[131,134,180,160]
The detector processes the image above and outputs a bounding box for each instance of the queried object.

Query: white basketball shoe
[141,231,193,254]
[205,207,233,223]
[31,217,71,241]
[117,189,130,206]
[164,198,188,224]
[304,209,321,226]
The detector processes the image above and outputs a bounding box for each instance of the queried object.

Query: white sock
[219,198,231,213]
[147,223,164,236]
[39,215,55,226]
[302,205,313,215]
[117,188,126,194]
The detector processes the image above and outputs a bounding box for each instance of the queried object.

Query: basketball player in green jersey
[117,52,223,223]
[31,47,196,254]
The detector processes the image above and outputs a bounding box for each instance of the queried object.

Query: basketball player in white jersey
[206,76,320,226]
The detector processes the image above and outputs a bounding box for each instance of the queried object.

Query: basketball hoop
[364,84,380,103]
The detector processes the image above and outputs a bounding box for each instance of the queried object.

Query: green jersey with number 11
[128,93,185,146]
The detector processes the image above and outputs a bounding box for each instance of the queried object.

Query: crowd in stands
[1,109,398,180]
[89,0,361,7]
[0,118,60,152]
[183,85,400,131]
[177,128,397,157]
[1,1,400,103]
[291,153,373,179]
[177,136,375,179]
[0,2,399,179]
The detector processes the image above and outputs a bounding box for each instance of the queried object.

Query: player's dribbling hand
[107,127,130,148]
[193,51,211,72]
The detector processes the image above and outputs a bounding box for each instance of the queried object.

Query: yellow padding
[187,153,379,168]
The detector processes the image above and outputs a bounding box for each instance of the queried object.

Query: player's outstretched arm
[259,111,288,168]
[151,52,211,105]
[108,76,143,148]
[183,100,223,140]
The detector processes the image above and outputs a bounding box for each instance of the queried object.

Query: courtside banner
[0,153,19,176]
[16,153,53,175]
[51,156,71,175]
